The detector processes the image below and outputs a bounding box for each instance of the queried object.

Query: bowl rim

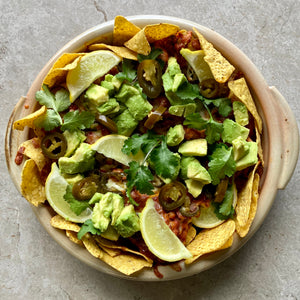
[5,15,293,281]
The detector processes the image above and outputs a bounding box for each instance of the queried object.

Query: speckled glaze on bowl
[5,15,299,281]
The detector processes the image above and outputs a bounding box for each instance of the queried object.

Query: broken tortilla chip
[98,244,122,257]
[235,163,259,228]
[113,16,141,46]
[193,28,235,83]
[228,77,263,133]
[185,225,197,245]
[236,173,260,237]
[66,230,83,246]
[82,235,104,259]
[255,125,264,166]
[88,43,138,60]
[50,214,81,232]
[185,219,235,264]
[21,159,46,206]
[144,23,180,43]
[43,54,84,88]
[124,29,151,56]
[13,105,47,131]
[19,138,49,172]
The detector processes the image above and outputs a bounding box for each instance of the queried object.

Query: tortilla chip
[185,219,235,264]
[185,225,197,245]
[144,23,180,43]
[50,214,81,232]
[113,16,141,46]
[88,44,138,60]
[82,235,104,259]
[19,138,49,172]
[98,244,122,257]
[13,105,47,131]
[235,163,259,228]
[255,125,264,166]
[228,77,263,133]
[236,173,260,237]
[66,230,83,246]
[101,252,152,276]
[193,28,235,83]
[21,159,46,206]
[43,54,84,87]
[124,29,151,56]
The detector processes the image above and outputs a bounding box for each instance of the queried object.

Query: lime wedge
[66,50,121,102]
[140,198,192,262]
[90,134,144,166]
[45,162,92,223]
[180,48,213,82]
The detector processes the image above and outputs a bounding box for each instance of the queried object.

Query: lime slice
[66,50,121,102]
[45,162,92,223]
[140,198,192,262]
[90,134,144,166]
[180,48,213,82]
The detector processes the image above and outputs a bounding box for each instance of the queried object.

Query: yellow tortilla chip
[21,159,46,206]
[185,219,235,264]
[43,54,84,87]
[88,44,138,60]
[255,125,264,166]
[185,225,197,245]
[82,235,104,259]
[19,138,49,172]
[13,105,47,131]
[66,230,83,246]
[236,173,260,237]
[235,163,259,228]
[193,28,235,83]
[101,252,152,276]
[144,23,180,43]
[124,29,151,56]
[228,77,263,133]
[50,214,81,232]
[98,244,122,257]
[113,16,141,46]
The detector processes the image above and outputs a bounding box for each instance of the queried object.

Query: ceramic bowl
[5,15,299,281]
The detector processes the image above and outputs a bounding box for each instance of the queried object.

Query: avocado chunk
[232,136,250,161]
[62,173,84,185]
[167,124,185,146]
[101,74,123,96]
[114,109,138,136]
[63,129,86,157]
[168,103,197,117]
[85,84,109,105]
[97,98,120,115]
[233,101,249,126]
[178,139,207,156]
[58,143,95,174]
[181,156,211,184]
[114,204,140,238]
[222,119,249,144]
[235,141,258,171]
[184,179,205,198]
[101,225,119,241]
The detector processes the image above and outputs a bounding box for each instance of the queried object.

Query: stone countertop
[1,1,299,299]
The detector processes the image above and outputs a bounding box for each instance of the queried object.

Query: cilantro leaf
[213,184,235,220]
[61,110,95,131]
[35,85,57,110]
[34,109,62,131]
[175,82,201,101]
[54,89,71,112]
[64,185,91,215]
[115,59,137,82]
[204,98,232,117]
[208,145,236,185]
[77,219,102,240]
[137,48,163,62]
[149,138,180,179]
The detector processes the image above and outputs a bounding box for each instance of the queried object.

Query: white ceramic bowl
[5,15,299,281]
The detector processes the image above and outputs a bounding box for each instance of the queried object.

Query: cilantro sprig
[213,184,235,220]
[77,219,102,240]
[115,59,137,83]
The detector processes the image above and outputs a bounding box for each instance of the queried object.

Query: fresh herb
[208,145,236,185]
[61,110,95,131]
[175,82,201,101]
[137,48,163,62]
[64,185,91,216]
[77,219,102,240]
[213,184,235,220]
[204,98,232,117]
[115,59,137,82]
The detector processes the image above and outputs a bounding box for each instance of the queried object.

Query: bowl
[5,15,299,281]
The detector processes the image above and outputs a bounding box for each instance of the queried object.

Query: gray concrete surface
[1,0,299,299]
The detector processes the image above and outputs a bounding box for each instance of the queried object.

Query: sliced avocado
[185,179,205,198]
[167,124,185,146]
[232,136,250,161]
[235,141,258,171]
[97,98,120,115]
[92,201,110,232]
[222,119,249,144]
[168,103,197,117]
[115,84,140,103]
[101,225,119,241]
[178,139,207,156]
[85,84,109,105]
[233,101,249,126]
[58,143,95,174]
[125,94,152,121]
[114,109,138,136]
[63,129,86,157]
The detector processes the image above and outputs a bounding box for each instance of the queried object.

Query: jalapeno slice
[179,197,200,217]
[137,59,162,99]
[199,78,219,99]
[41,132,67,159]
[144,105,167,130]
[72,175,100,201]
[95,113,118,133]
[159,181,187,211]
